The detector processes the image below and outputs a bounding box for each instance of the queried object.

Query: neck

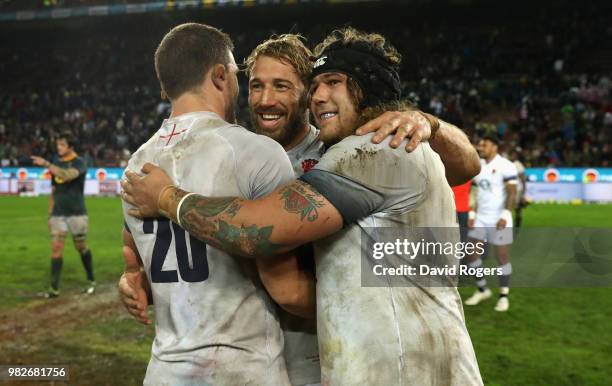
[283,123,311,151]
[60,151,77,161]
[486,153,497,163]
[170,92,226,121]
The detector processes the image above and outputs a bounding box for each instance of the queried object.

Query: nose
[310,83,329,106]
[260,86,276,107]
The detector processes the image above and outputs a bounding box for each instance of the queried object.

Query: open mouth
[257,112,285,128]
[319,112,337,121]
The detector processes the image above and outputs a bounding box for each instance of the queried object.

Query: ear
[210,64,227,92]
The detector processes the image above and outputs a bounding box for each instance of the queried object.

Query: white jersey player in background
[120,23,315,385]
[121,27,483,386]
[464,133,518,312]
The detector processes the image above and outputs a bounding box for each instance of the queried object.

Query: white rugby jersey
[474,154,518,223]
[282,124,324,386]
[123,111,294,386]
[300,134,483,386]
[286,125,325,177]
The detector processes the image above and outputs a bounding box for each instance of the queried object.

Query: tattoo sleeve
[49,165,80,181]
[279,182,325,222]
[158,181,338,258]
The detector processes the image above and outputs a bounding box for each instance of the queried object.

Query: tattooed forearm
[279,181,325,222]
[177,194,281,257]
[49,165,80,181]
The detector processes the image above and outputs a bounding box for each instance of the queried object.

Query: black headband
[311,45,401,108]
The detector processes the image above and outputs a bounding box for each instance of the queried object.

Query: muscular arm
[48,164,80,182]
[32,155,81,182]
[504,182,517,210]
[124,178,343,258]
[170,181,341,257]
[430,120,481,186]
[256,245,316,318]
[355,111,480,186]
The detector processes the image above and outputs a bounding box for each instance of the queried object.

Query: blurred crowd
[0,1,610,168]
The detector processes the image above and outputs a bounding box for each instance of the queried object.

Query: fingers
[373,118,404,144]
[122,299,150,324]
[120,178,133,195]
[120,189,135,206]
[141,162,157,174]
[124,169,140,180]
[355,113,389,135]
[405,130,423,153]
[127,208,144,219]
[388,123,413,148]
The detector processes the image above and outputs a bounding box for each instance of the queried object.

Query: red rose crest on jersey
[301,159,319,173]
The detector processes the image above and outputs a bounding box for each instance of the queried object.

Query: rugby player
[121,23,306,385]
[464,134,518,312]
[122,27,483,385]
[31,131,95,297]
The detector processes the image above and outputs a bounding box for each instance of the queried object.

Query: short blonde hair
[245,34,313,86]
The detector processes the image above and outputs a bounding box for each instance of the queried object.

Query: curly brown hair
[313,27,402,108]
[313,27,401,67]
[245,34,313,86]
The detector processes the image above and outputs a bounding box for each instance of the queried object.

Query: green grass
[0,196,124,309]
[0,197,611,385]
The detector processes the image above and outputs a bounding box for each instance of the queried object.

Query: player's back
[309,134,482,385]
[123,111,293,386]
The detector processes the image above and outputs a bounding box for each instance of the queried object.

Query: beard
[250,93,308,148]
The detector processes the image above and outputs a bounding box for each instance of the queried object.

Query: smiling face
[248,55,308,148]
[310,72,360,146]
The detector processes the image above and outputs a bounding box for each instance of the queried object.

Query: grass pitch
[0,196,610,385]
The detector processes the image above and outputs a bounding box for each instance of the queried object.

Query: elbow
[466,155,481,181]
[449,152,481,186]
[268,286,315,319]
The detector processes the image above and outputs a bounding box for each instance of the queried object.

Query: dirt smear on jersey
[0,284,152,385]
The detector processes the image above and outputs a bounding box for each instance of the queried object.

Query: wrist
[419,112,440,140]
[44,161,51,168]
[157,185,185,223]
[500,209,512,223]
[468,210,476,221]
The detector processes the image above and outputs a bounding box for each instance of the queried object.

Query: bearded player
[122,28,483,385]
[31,131,95,298]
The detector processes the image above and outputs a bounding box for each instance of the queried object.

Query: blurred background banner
[3,167,611,201]
[0,167,122,196]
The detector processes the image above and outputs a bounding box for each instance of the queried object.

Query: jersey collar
[60,151,77,162]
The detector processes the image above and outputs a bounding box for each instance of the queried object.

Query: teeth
[320,112,337,120]
[261,114,281,120]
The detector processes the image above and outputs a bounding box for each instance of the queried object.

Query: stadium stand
[0,0,610,167]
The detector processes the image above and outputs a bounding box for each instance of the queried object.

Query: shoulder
[315,134,429,191]
[318,133,426,174]
[219,125,289,161]
[498,156,517,172]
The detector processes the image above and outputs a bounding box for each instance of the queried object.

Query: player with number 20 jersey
[123,111,294,386]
